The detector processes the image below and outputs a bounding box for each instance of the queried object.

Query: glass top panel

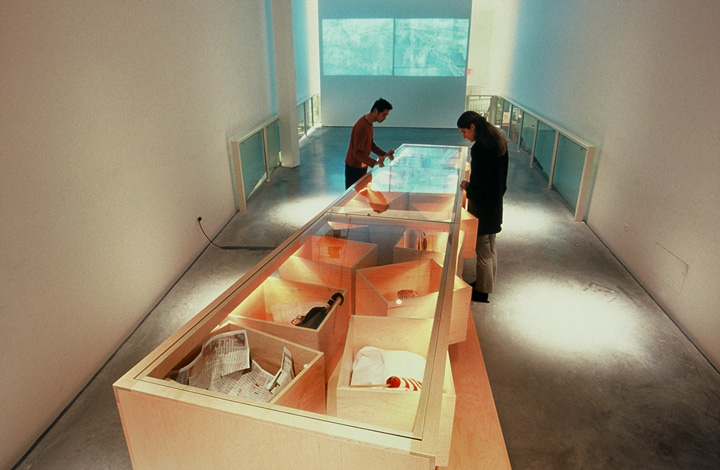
[330,144,466,222]
[140,143,467,441]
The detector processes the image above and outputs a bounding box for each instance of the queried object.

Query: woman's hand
[460,180,469,190]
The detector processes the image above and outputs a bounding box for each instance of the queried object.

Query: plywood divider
[355,260,471,344]
[224,277,348,381]
[278,235,378,314]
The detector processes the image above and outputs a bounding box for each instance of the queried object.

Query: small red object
[386,376,422,391]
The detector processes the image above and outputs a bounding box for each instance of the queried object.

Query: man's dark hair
[371,98,393,113]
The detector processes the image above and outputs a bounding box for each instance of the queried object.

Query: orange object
[385,376,422,391]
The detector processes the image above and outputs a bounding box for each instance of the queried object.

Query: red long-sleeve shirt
[344,116,385,168]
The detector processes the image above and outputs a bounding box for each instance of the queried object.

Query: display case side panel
[435,356,457,467]
[443,318,511,470]
[449,279,472,345]
[114,387,434,470]
[460,208,478,259]
[335,388,420,432]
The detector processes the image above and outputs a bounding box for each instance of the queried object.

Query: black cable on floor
[197,216,276,250]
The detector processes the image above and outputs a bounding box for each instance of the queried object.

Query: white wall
[509,0,720,369]
[466,0,517,96]
[293,0,321,101]
[0,1,275,467]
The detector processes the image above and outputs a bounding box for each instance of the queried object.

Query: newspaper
[174,329,295,403]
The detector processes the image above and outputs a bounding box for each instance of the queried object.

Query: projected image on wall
[394,19,469,77]
[322,19,394,76]
[321,18,469,77]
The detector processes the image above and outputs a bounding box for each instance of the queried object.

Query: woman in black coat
[457,111,509,303]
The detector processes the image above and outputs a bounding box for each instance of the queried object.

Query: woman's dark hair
[372,98,393,113]
[457,111,507,156]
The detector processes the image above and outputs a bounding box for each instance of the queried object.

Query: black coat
[465,141,509,235]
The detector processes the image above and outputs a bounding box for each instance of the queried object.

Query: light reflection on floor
[502,204,558,236]
[503,280,644,359]
[274,195,337,226]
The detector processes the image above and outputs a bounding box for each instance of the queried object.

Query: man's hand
[385,149,395,161]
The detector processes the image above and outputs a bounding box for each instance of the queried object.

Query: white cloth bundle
[350,346,425,387]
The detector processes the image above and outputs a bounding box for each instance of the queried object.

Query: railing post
[548,130,560,191]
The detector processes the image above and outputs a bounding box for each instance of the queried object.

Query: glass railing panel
[534,121,556,178]
[501,99,511,133]
[313,95,321,127]
[297,103,306,138]
[510,106,522,144]
[519,114,537,154]
[466,95,491,116]
[491,97,504,127]
[239,131,267,200]
[305,98,314,130]
[266,119,282,168]
[553,135,587,211]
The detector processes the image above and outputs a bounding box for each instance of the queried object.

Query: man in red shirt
[344,98,395,189]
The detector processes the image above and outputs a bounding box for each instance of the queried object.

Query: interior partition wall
[495,97,597,222]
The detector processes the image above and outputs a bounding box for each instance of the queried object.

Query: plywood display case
[354,259,471,344]
[114,144,472,470]
[222,277,349,380]
[277,235,377,314]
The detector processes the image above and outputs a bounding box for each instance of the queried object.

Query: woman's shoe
[471,290,489,303]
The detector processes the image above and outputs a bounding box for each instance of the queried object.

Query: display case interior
[222,277,349,380]
[409,193,478,259]
[393,227,466,275]
[354,258,470,344]
[114,144,470,469]
[277,235,377,314]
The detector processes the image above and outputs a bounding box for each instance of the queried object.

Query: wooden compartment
[334,316,456,465]
[171,324,326,413]
[277,235,377,315]
[393,228,465,276]
[223,277,348,381]
[355,259,470,344]
[409,194,479,259]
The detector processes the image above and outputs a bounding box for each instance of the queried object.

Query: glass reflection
[534,121,556,179]
[553,135,587,210]
[239,131,266,199]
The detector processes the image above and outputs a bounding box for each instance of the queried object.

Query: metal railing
[483,96,597,222]
[230,94,322,211]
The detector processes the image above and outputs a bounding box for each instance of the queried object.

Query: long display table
[114,144,505,469]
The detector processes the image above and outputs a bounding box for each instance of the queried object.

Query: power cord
[197,217,276,251]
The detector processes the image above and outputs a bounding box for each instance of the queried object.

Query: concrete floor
[14,127,720,469]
